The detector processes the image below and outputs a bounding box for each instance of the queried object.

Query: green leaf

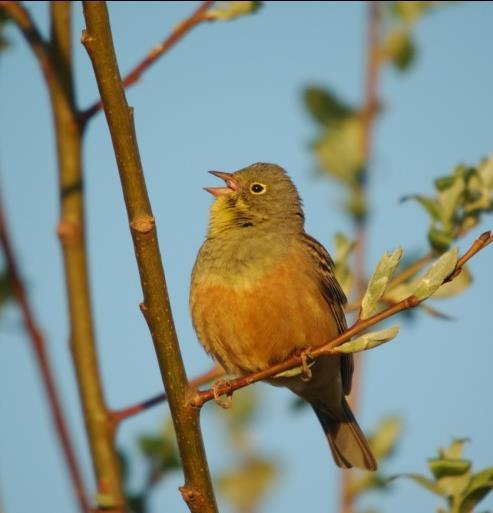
[414,248,458,300]
[428,227,453,252]
[138,428,181,475]
[345,187,368,222]
[459,468,493,513]
[303,86,354,126]
[383,29,416,71]
[431,266,472,299]
[428,458,471,480]
[440,438,469,459]
[403,194,442,222]
[217,458,278,512]
[333,232,355,297]
[435,175,458,191]
[338,326,400,354]
[206,1,262,21]
[274,360,315,379]
[360,247,403,319]
[464,157,493,214]
[391,1,436,24]
[437,169,466,230]
[314,116,365,186]
[390,473,444,497]
[368,416,403,460]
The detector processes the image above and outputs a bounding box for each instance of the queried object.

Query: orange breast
[190,256,340,374]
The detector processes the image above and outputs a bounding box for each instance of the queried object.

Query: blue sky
[1,2,492,513]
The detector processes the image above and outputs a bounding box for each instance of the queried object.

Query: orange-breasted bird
[190,162,377,470]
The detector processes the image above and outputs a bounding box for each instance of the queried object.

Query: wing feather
[301,233,354,395]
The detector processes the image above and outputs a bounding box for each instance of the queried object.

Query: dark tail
[312,398,377,471]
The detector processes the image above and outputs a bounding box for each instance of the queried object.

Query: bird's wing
[301,233,354,395]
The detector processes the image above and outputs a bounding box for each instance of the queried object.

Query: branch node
[80,29,93,47]
[179,485,206,512]
[131,215,154,234]
[56,219,81,244]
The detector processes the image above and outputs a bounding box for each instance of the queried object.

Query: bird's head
[204,163,304,236]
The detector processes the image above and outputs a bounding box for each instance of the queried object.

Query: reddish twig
[79,0,214,124]
[0,193,90,513]
[343,3,382,511]
[111,364,224,423]
[190,231,492,409]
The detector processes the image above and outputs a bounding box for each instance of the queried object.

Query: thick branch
[80,0,213,124]
[191,231,492,408]
[81,3,217,513]
[0,192,89,513]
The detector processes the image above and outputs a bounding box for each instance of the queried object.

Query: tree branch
[111,364,224,423]
[50,4,126,509]
[0,191,90,513]
[190,231,492,408]
[2,1,125,509]
[79,0,214,124]
[0,1,56,90]
[81,3,218,512]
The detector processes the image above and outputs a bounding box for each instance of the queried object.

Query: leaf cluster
[394,439,493,513]
[404,157,493,252]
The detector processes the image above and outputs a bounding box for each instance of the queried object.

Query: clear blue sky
[1,2,492,513]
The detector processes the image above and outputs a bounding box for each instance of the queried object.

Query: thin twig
[190,231,492,408]
[0,1,56,89]
[0,192,90,513]
[81,3,218,512]
[342,3,382,511]
[79,0,214,124]
[112,365,224,423]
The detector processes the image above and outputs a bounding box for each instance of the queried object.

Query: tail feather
[313,398,377,471]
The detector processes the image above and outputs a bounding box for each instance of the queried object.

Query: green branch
[81,3,217,512]
[49,3,125,509]
[1,1,125,509]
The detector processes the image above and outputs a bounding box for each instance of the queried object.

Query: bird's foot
[212,379,233,409]
[300,350,314,382]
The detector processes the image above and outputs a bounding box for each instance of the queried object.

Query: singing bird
[190,163,377,470]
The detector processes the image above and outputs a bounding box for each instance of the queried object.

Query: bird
[189,162,377,470]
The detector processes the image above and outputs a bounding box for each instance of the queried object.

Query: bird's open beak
[204,171,240,197]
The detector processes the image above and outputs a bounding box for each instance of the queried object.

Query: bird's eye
[250,182,266,195]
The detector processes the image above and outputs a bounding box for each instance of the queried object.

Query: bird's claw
[300,350,313,382]
[212,379,233,409]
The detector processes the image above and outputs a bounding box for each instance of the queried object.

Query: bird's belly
[190,263,340,375]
